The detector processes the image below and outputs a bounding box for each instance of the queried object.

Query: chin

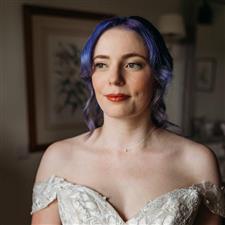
[97,99,149,118]
[102,107,133,118]
[102,104,151,120]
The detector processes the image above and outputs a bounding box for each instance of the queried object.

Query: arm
[30,142,69,225]
[188,144,223,225]
[31,201,61,225]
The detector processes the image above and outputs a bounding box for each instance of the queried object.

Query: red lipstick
[105,93,130,102]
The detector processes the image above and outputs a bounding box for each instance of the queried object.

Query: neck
[94,111,156,153]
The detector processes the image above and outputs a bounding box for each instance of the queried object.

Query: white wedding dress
[31,175,225,225]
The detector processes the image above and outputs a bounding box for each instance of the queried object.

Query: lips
[105,93,130,102]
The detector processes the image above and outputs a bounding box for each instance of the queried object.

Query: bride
[30,16,225,225]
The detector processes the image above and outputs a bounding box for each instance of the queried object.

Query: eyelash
[125,63,143,70]
[94,63,108,69]
[93,62,144,71]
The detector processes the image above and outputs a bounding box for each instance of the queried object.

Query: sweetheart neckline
[36,175,206,224]
[75,181,199,224]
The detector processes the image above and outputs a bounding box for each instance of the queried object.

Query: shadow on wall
[0,161,33,225]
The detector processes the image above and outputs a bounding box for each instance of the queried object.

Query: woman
[31,16,225,225]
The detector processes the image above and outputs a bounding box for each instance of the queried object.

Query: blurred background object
[197,0,214,24]
[158,13,186,55]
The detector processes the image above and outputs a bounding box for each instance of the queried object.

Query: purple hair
[80,16,173,131]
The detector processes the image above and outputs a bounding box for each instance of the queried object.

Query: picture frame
[195,57,216,92]
[23,4,113,152]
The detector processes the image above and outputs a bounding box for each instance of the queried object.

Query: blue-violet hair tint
[80,16,173,131]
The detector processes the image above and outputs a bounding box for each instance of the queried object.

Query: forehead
[93,27,148,57]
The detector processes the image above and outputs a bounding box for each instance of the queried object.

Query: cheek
[132,75,153,99]
[91,75,104,94]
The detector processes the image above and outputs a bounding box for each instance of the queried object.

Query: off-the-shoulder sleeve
[31,175,65,214]
[193,182,225,217]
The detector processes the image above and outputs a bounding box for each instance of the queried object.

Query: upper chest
[59,144,193,220]
[65,140,188,184]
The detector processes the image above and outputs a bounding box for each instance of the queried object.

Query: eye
[93,63,108,70]
[125,63,143,70]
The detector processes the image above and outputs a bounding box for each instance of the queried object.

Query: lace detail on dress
[192,181,225,217]
[31,175,225,225]
[31,175,65,214]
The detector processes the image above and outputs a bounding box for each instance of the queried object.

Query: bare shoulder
[182,138,221,184]
[34,131,91,183]
[160,129,221,185]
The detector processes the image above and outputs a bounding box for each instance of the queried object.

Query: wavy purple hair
[80,16,173,131]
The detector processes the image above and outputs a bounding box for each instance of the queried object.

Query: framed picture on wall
[195,57,217,92]
[23,4,113,152]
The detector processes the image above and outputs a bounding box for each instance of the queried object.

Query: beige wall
[194,3,225,121]
[0,0,182,224]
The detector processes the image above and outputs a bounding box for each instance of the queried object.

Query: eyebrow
[93,52,147,61]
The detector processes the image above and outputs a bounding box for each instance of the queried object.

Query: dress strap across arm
[31,175,65,214]
[193,182,225,217]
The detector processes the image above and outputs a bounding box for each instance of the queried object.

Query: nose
[108,65,125,86]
